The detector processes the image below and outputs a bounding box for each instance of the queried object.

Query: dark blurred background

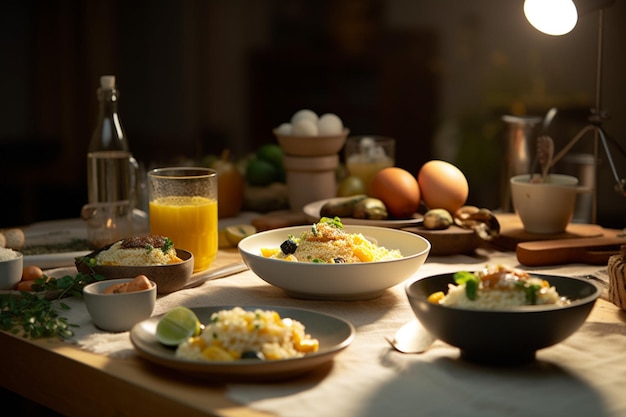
[1,0,625,228]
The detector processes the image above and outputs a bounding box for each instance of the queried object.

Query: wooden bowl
[75,247,194,294]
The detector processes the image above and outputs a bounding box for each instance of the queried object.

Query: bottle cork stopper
[100,75,116,89]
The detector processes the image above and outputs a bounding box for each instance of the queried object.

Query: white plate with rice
[130,306,355,381]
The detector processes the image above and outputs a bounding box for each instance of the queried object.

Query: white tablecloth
[50,246,625,417]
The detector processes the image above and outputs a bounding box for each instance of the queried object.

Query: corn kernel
[427,291,445,304]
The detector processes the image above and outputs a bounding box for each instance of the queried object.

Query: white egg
[292,118,319,136]
[291,109,318,125]
[276,122,292,135]
[317,113,344,136]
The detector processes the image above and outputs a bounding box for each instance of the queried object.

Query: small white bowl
[238,225,431,300]
[83,278,157,332]
[0,249,23,290]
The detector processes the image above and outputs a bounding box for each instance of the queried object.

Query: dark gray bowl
[405,273,600,365]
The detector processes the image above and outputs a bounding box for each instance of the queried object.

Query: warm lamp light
[524,0,578,35]
[523,0,625,224]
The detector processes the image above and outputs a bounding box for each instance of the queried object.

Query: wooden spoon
[537,135,554,181]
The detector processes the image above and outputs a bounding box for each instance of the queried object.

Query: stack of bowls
[274,128,349,210]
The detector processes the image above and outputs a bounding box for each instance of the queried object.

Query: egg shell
[292,119,319,136]
[370,167,421,219]
[291,109,319,125]
[317,113,343,136]
[417,160,469,213]
[276,122,292,135]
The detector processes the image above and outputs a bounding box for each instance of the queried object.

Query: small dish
[84,278,157,332]
[130,306,355,381]
[303,198,424,229]
[25,251,91,269]
[405,273,600,365]
[0,249,23,290]
[238,225,430,300]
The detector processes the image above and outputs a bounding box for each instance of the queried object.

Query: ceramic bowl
[273,128,349,156]
[405,273,600,365]
[83,278,157,332]
[239,225,431,300]
[75,247,194,294]
[0,249,23,290]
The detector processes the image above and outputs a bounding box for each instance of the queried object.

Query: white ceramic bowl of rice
[0,247,23,290]
[238,224,431,300]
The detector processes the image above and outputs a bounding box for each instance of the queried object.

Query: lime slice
[218,228,232,249]
[156,306,201,346]
[225,224,257,246]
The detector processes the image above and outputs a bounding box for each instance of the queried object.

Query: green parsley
[320,217,344,229]
[0,272,104,339]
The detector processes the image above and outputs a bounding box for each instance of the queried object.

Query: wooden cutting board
[516,237,626,266]
[492,213,606,251]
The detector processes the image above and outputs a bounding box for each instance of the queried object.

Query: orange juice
[149,196,218,272]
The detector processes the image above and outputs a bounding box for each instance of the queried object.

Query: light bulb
[524,0,578,36]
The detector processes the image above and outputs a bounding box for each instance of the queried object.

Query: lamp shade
[524,0,578,35]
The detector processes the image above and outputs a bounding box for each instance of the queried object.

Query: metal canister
[500,115,542,212]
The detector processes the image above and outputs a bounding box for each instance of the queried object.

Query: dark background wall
[1,0,625,228]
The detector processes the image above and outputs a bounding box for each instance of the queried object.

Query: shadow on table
[368,351,609,417]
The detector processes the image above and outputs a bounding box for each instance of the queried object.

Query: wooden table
[1,250,274,417]
[2,217,626,417]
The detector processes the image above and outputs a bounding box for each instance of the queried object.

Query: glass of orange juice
[345,136,395,194]
[148,167,218,272]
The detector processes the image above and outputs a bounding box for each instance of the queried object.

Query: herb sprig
[0,272,104,339]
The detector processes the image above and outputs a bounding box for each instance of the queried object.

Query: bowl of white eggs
[273,109,349,157]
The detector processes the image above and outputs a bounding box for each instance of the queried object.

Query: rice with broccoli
[428,265,567,309]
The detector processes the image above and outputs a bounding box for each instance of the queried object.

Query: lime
[246,158,278,186]
[256,143,284,170]
[156,306,202,346]
[225,224,256,246]
[257,144,285,183]
[337,176,366,197]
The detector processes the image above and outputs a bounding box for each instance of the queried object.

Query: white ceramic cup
[510,174,587,234]
[83,278,156,332]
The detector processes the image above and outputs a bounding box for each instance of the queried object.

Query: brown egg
[417,160,469,213]
[370,167,421,219]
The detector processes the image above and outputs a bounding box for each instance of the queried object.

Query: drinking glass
[148,167,218,272]
[345,136,395,193]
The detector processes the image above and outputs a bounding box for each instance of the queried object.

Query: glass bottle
[86,75,137,204]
